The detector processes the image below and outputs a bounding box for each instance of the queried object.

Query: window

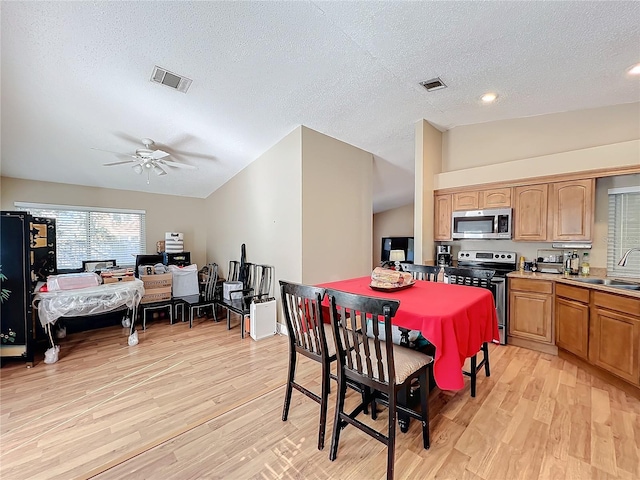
[607,187,640,278]
[16,202,146,270]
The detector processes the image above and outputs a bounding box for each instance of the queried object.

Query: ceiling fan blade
[150,149,170,160]
[159,159,197,169]
[92,147,137,159]
[103,160,138,166]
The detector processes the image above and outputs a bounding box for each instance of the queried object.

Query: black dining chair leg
[282,351,296,422]
[470,354,477,398]
[483,342,491,376]
[329,376,347,462]
[398,386,409,433]
[387,392,397,480]
[318,360,330,450]
[227,309,232,330]
[419,369,430,450]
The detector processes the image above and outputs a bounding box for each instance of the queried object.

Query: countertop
[507,271,640,299]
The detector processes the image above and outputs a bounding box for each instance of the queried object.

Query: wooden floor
[1,313,639,480]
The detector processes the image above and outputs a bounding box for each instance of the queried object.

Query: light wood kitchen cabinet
[513,184,548,241]
[452,191,479,211]
[452,187,512,211]
[509,278,554,344]
[480,187,511,209]
[589,291,640,386]
[555,283,590,360]
[549,179,594,241]
[434,194,452,240]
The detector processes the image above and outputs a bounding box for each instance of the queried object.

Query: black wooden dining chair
[400,263,440,282]
[174,263,219,328]
[443,266,496,397]
[279,281,334,450]
[326,289,433,480]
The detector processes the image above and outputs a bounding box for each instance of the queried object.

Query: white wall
[301,126,373,284]
[204,127,303,287]
[0,177,207,267]
[372,203,414,267]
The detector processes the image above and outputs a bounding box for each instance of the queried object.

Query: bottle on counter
[581,252,590,276]
[563,251,572,275]
[519,256,525,273]
[570,250,580,275]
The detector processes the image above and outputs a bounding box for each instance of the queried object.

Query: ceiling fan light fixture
[133,164,143,174]
[154,165,167,176]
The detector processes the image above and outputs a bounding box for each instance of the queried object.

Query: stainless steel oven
[456,250,517,345]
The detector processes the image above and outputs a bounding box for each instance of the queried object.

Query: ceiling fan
[94,138,196,184]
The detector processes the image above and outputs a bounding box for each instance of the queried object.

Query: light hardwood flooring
[1,313,639,479]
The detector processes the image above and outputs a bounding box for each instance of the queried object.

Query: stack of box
[101,267,135,284]
[165,232,184,253]
[140,272,172,304]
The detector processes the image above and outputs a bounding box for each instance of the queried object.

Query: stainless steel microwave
[452,208,512,239]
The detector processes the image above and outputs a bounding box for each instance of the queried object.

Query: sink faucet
[618,248,640,266]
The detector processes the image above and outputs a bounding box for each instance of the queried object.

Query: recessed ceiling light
[627,63,640,75]
[481,92,498,103]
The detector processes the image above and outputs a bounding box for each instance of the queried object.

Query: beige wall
[415,120,442,265]
[372,203,414,267]
[442,102,640,172]
[301,126,373,284]
[0,177,207,267]
[204,127,303,287]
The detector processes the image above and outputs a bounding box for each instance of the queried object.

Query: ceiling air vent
[150,66,192,93]
[420,77,447,92]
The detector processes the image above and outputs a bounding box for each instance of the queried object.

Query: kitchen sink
[571,278,640,290]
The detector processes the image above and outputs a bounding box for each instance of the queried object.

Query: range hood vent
[420,77,447,92]
[150,66,192,93]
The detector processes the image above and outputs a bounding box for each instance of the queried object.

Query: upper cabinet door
[452,191,479,211]
[513,184,548,241]
[434,194,452,240]
[550,179,594,241]
[479,187,512,209]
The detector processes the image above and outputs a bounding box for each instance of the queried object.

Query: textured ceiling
[2,1,639,212]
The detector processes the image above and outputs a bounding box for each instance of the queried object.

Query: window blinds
[15,202,146,269]
[607,187,640,278]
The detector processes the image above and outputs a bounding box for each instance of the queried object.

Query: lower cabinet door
[589,307,640,386]
[509,290,553,344]
[555,297,589,359]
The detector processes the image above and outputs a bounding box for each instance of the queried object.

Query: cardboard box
[103,276,134,284]
[141,273,172,290]
[141,286,172,304]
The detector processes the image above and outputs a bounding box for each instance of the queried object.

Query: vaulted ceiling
[2,1,639,212]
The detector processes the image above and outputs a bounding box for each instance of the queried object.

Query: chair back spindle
[400,264,440,282]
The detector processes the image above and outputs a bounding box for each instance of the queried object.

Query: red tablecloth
[317,276,499,391]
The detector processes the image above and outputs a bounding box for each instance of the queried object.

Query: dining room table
[317,275,499,391]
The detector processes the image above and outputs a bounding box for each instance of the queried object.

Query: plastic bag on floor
[55,326,66,339]
[121,316,131,328]
[128,330,138,346]
[44,345,60,364]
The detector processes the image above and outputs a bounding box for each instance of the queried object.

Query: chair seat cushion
[347,336,433,385]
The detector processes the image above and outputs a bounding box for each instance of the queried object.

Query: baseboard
[276,322,288,336]
[507,336,558,355]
